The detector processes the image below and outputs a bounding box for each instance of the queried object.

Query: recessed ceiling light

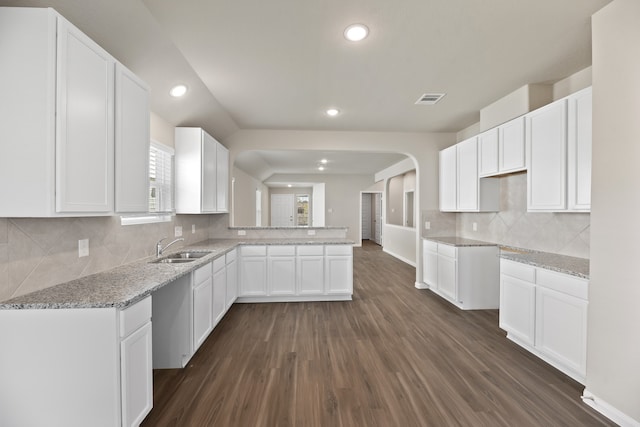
[287,184,292,188]
[344,24,369,42]
[320,159,328,164]
[169,84,188,97]
[326,108,340,117]
[318,166,325,171]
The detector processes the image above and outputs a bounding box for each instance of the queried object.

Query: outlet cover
[472,222,478,231]
[175,226,183,237]
[307,229,316,236]
[192,224,196,234]
[78,239,89,258]
[425,221,431,230]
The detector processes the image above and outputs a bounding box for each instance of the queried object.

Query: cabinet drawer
[437,243,456,258]
[241,246,267,256]
[225,249,237,264]
[194,263,212,284]
[536,268,588,300]
[500,259,536,282]
[268,245,296,256]
[213,256,225,273]
[423,239,438,253]
[325,245,352,256]
[297,245,324,256]
[120,295,151,338]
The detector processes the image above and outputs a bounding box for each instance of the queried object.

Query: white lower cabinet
[499,259,588,383]
[238,244,353,302]
[422,239,500,310]
[0,296,152,427]
[297,245,325,295]
[325,245,353,295]
[268,246,297,296]
[212,257,227,325]
[120,306,153,427]
[225,249,238,309]
[239,246,268,296]
[192,263,213,352]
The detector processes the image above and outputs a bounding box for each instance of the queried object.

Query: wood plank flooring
[141,241,614,426]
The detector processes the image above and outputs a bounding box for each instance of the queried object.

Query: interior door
[361,193,372,240]
[373,193,382,245]
[270,194,294,226]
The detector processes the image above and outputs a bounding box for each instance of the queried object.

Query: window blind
[149,142,174,213]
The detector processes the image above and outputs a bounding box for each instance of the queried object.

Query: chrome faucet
[156,237,184,257]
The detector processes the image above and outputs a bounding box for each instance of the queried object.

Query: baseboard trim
[382,248,416,267]
[414,282,429,290]
[582,389,640,427]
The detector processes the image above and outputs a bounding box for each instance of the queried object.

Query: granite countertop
[423,236,498,247]
[0,238,354,311]
[499,247,589,279]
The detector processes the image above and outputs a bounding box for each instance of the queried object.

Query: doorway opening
[361,191,383,246]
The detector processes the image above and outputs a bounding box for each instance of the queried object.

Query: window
[149,141,174,213]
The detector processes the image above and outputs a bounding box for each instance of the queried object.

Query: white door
[312,183,325,226]
[373,193,382,245]
[271,194,294,226]
[361,193,372,240]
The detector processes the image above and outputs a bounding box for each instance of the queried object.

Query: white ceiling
[1,0,610,178]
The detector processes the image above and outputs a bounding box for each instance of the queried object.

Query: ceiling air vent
[415,93,446,105]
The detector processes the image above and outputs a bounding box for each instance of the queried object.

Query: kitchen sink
[151,251,213,264]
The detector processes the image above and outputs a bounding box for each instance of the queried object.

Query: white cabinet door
[56,16,114,213]
[212,264,227,325]
[120,321,153,427]
[192,276,213,351]
[297,256,325,295]
[216,142,229,213]
[325,256,353,294]
[239,255,268,296]
[201,131,217,213]
[478,128,499,176]
[439,145,457,212]
[567,87,592,211]
[437,253,457,302]
[526,100,567,211]
[457,137,479,211]
[115,62,149,213]
[535,286,588,378]
[268,256,297,296]
[499,275,536,346]
[423,247,438,289]
[499,116,526,173]
[226,259,238,309]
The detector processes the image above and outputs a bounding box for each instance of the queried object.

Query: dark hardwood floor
[141,240,613,426]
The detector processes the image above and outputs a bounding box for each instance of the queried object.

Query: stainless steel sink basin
[151,251,213,264]
[153,258,197,264]
[169,251,211,259]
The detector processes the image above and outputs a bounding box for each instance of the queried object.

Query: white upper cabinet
[499,116,526,173]
[115,63,150,213]
[478,116,526,177]
[526,99,568,211]
[175,127,229,214]
[440,138,499,212]
[457,137,480,211]
[0,7,150,217]
[526,87,592,212]
[567,87,592,211]
[478,128,499,176]
[439,145,458,212]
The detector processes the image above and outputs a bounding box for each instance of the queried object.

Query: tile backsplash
[425,173,590,259]
[0,214,217,302]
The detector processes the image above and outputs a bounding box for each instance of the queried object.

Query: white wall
[586,0,640,423]
[232,166,269,227]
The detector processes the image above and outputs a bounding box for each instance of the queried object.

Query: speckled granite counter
[424,236,498,247]
[0,238,353,310]
[499,247,589,279]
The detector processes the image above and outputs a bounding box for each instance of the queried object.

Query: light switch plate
[237,230,246,236]
[175,226,183,237]
[472,222,478,231]
[425,221,431,230]
[307,229,316,236]
[78,239,89,258]
[192,224,196,234]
